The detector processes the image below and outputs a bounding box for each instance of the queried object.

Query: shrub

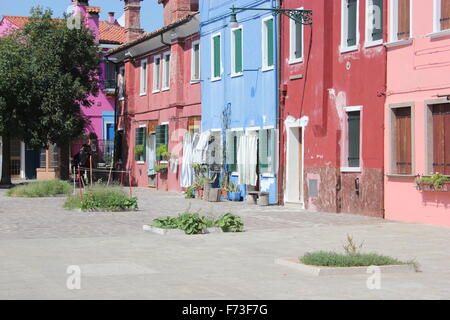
[184,186,195,199]
[151,216,179,229]
[300,251,409,268]
[64,186,138,211]
[416,173,449,190]
[177,213,207,235]
[215,213,244,232]
[6,180,72,197]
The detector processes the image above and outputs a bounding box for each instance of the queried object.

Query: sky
[0,0,163,32]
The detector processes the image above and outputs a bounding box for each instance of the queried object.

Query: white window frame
[341,106,363,173]
[365,0,384,47]
[161,51,171,91]
[118,66,125,100]
[388,0,413,43]
[191,40,201,82]
[152,54,161,93]
[261,16,274,71]
[211,32,222,81]
[341,0,360,53]
[140,59,148,96]
[289,7,304,64]
[431,0,450,37]
[231,25,244,77]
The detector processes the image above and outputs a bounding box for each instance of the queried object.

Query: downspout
[273,0,281,205]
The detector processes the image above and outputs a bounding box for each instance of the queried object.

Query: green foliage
[151,216,179,229]
[226,182,240,192]
[184,186,195,199]
[6,179,72,197]
[215,213,244,232]
[155,164,168,173]
[416,173,449,190]
[156,144,171,160]
[192,177,210,190]
[177,212,208,235]
[64,186,138,211]
[134,145,145,156]
[300,251,410,268]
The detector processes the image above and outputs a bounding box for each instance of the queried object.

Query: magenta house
[0,0,124,180]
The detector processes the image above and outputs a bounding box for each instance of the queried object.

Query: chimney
[159,0,196,26]
[108,12,116,24]
[71,0,88,18]
[86,7,100,42]
[123,0,144,43]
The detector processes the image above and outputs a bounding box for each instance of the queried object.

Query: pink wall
[385,0,450,226]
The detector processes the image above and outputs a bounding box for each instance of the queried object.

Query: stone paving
[0,187,450,299]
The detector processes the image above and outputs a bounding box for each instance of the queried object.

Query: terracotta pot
[221,189,227,198]
[197,189,204,199]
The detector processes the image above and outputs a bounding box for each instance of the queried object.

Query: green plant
[64,186,138,211]
[192,163,208,178]
[155,164,168,173]
[416,173,449,190]
[226,182,240,193]
[177,213,207,235]
[151,216,179,229]
[156,144,171,160]
[6,180,72,197]
[215,213,244,232]
[134,145,145,156]
[192,177,210,190]
[184,186,195,199]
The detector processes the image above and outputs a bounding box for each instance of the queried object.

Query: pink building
[108,0,201,191]
[0,1,124,180]
[385,0,450,226]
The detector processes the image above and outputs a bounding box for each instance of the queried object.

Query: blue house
[200,0,279,204]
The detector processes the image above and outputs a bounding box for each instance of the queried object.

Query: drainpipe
[273,0,281,205]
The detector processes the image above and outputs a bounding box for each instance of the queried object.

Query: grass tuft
[6,180,72,197]
[64,185,138,211]
[300,251,413,268]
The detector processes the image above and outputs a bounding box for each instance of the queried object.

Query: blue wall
[200,0,278,204]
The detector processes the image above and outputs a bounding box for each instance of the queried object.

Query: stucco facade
[385,0,450,226]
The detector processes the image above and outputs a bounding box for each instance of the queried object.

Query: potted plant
[155,164,168,173]
[226,182,241,201]
[220,178,228,199]
[416,173,450,191]
[193,177,206,199]
[134,145,145,158]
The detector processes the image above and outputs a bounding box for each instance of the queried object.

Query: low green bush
[215,213,244,232]
[152,216,180,229]
[177,213,208,235]
[64,186,138,211]
[6,180,72,197]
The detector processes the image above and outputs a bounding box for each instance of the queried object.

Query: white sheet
[237,133,258,186]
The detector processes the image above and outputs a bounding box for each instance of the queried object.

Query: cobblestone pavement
[1,187,450,299]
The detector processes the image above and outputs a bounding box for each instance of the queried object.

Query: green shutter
[135,127,146,161]
[226,131,236,172]
[259,129,269,173]
[213,35,221,78]
[372,0,383,41]
[156,124,168,161]
[348,111,360,167]
[295,21,303,59]
[268,128,276,174]
[347,0,357,46]
[234,29,243,73]
[267,19,274,67]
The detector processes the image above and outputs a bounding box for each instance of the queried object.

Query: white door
[285,127,303,205]
[147,134,157,187]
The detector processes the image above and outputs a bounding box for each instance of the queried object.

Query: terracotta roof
[108,13,197,55]
[87,6,101,14]
[2,15,124,44]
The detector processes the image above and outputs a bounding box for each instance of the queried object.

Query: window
[343,109,361,169]
[152,55,161,92]
[390,0,411,41]
[191,41,200,81]
[156,124,168,161]
[258,128,276,174]
[341,0,359,52]
[188,116,201,135]
[432,104,450,175]
[211,33,221,80]
[262,17,274,70]
[226,130,244,173]
[366,0,383,45]
[231,27,243,76]
[290,8,304,63]
[118,66,125,99]
[391,107,412,174]
[135,127,146,162]
[434,0,450,32]
[105,60,116,89]
[140,59,147,95]
[162,52,171,90]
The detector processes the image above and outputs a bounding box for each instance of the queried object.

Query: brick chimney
[71,1,100,43]
[123,0,144,43]
[159,0,197,26]
[108,12,116,24]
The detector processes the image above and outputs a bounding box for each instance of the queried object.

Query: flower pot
[197,189,204,199]
[228,191,241,201]
[221,189,227,199]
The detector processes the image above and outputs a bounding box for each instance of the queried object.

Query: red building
[108,0,201,191]
[278,0,387,217]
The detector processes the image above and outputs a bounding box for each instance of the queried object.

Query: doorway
[10,138,22,179]
[284,126,304,206]
[147,133,157,187]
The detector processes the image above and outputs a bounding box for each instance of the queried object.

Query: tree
[0,8,100,184]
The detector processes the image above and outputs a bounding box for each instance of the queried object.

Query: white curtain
[192,130,210,164]
[237,133,258,186]
[147,135,156,176]
[180,133,194,187]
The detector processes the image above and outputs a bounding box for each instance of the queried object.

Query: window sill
[364,40,383,48]
[427,29,450,39]
[384,39,412,48]
[152,89,160,94]
[341,167,361,173]
[340,45,359,54]
[288,58,303,65]
[211,77,222,82]
[262,66,274,72]
[139,92,147,96]
[231,172,239,176]
[136,161,145,165]
[386,174,417,179]
[261,173,275,178]
[161,87,170,92]
[190,79,201,84]
[230,72,243,78]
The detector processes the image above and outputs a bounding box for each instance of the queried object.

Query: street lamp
[229,5,313,27]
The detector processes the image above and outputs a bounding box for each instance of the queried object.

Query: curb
[275,257,417,276]
[142,225,223,235]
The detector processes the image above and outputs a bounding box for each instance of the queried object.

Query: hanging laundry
[180,133,194,187]
[192,130,210,164]
[169,157,178,174]
[237,133,258,186]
